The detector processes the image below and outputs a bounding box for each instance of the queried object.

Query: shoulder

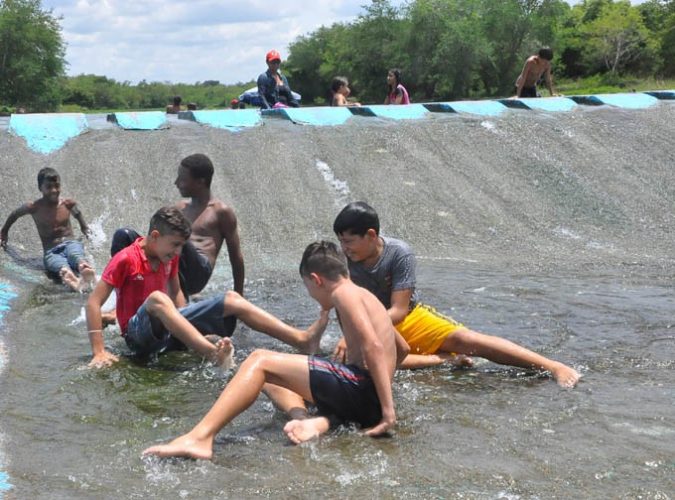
[61,198,77,209]
[213,200,237,220]
[175,199,189,210]
[383,236,414,257]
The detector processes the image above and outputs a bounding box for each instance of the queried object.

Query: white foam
[314,160,351,208]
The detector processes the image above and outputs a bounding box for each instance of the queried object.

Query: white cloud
[43,0,386,84]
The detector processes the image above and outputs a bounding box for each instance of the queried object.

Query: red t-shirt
[101,238,179,334]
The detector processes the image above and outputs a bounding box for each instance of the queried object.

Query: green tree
[0,0,65,111]
[581,0,657,74]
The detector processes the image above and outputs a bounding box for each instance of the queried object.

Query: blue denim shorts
[125,293,232,356]
[43,240,86,275]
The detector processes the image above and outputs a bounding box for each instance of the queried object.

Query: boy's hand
[332,336,347,363]
[364,413,396,437]
[89,350,119,368]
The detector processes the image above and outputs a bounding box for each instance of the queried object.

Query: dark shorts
[519,86,538,98]
[308,356,382,428]
[111,227,214,296]
[43,240,86,276]
[124,293,234,356]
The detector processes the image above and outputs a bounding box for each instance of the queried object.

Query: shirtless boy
[143,241,410,459]
[88,207,326,369]
[332,202,580,388]
[112,154,243,299]
[515,47,557,98]
[0,167,96,292]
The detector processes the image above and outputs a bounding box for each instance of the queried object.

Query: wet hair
[388,68,402,90]
[37,167,60,189]
[331,76,349,93]
[173,95,182,106]
[148,206,191,239]
[180,153,214,188]
[299,241,348,280]
[538,47,553,61]
[333,201,379,237]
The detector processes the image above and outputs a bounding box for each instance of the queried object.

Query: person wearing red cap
[256,50,299,109]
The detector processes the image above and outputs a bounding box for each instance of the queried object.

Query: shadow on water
[0,106,674,497]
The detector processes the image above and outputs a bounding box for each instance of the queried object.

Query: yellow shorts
[394,303,464,355]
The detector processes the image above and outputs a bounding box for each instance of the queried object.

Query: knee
[145,290,172,313]
[242,348,274,369]
[224,290,244,310]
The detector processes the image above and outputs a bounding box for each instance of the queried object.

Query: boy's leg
[144,291,230,367]
[223,291,328,353]
[144,350,317,458]
[439,327,580,388]
[44,244,81,291]
[58,267,81,291]
[263,383,309,420]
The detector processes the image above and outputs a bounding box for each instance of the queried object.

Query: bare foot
[59,268,81,292]
[143,433,214,460]
[284,417,330,444]
[301,309,330,355]
[212,337,235,371]
[79,263,96,291]
[551,362,581,388]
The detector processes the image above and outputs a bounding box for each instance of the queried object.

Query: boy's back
[333,278,398,377]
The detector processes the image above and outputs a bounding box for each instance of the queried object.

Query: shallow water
[1,105,674,498]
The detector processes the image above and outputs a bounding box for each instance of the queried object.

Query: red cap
[230,98,239,105]
[266,49,281,62]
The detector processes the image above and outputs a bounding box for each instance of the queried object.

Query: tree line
[1,0,674,112]
[286,0,675,104]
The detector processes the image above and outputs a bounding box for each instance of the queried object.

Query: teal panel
[428,100,506,116]
[350,104,429,120]
[591,93,659,109]
[644,90,675,100]
[8,113,88,154]
[182,110,262,130]
[262,107,352,126]
[516,97,577,112]
[108,111,167,130]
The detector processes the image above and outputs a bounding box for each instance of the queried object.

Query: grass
[556,75,675,96]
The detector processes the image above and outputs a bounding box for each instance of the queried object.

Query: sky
[42,0,645,86]
[42,0,407,85]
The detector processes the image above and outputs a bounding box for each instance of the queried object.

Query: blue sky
[42,0,645,85]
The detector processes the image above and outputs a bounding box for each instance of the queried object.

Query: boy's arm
[389,289,412,325]
[86,280,119,368]
[69,202,90,237]
[1,204,31,247]
[515,59,533,97]
[335,292,396,437]
[219,206,245,296]
[167,271,187,308]
[544,66,555,96]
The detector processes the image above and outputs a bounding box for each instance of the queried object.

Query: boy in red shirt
[86,206,325,369]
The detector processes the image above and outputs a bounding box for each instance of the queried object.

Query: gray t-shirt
[348,236,418,309]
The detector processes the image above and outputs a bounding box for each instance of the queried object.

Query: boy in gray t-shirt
[333,201,580,388]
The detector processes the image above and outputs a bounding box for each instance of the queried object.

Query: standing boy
[87,206,325,369]
[143,241,410,459]
[515,47,557,98]
[0,167,96,292]
[332,202,580,388]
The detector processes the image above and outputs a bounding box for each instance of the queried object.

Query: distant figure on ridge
[330,76,360,107]
[166,96,183,114]
[515,47,557,98]
[257,50,299,109]
[0,167,96,292]
[384,69,410,105]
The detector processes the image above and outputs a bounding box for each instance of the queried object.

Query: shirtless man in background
[515,47,557,98]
